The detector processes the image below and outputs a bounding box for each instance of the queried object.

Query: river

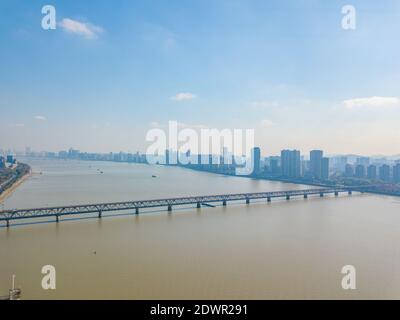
[1,158,400,299]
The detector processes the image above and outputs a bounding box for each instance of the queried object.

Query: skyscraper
[356,157,370,167]
[6,154,14,164]
[367,165,377,180]
[280,150,300,178]
[269,156,280,175]
[355,165,366,178]
[310,150,323,179]
[393,163,400,183]
[345,164,354,177]
[251,147,261,175]
[379,165,391,182]
[321,157,330,180]
[165,149,170,165]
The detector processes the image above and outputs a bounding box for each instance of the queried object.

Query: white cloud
[34,115,46,121]
[150,121,161,128]
[252,100,279,109]
[171,92,196,101]
[59,18,103,39]
[343,96,400,109]
[260,119,275,127]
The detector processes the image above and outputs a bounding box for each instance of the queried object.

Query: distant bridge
[0,187,365,227]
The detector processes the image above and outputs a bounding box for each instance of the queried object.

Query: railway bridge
[0,187,363,227]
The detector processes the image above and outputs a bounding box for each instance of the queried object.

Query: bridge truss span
[0,186,361,227]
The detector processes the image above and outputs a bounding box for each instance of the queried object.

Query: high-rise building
[281,150,300,178]
[367,165,377,180]
[321,157,330,180]
[355,165,366,178]
[6,155,14,164]
[0,156,5,168]
[379,165,391,182]
[356,157,370,167]
[331,156,348,173]
[310,150,323,179]
[251,147,261,175]
[393,164,400,183]
[222,147,232,166]
[269,156,280,175]
[345,164,354,177]
[165,149,170,165]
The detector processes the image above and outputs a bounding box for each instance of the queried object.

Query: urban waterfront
[1,158,400,299]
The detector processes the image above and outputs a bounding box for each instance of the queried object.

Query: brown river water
[1,158,400,299]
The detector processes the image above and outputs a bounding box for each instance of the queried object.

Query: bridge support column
[267,197,271,202]
[246,198,250,204]
[334,191,339,196]
[320,193,324,197]
[348,190,352,195]
[6,220,9,228]
[167,205,172,212]
[196,202,201,209]
[56,215,59,223]
[304,194,308,199]
[135,208,139,215]
[222,200,227,206]
[286,195,290,200]
[98,210,102,218]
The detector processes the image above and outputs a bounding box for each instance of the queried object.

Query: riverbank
[0,163,31,203]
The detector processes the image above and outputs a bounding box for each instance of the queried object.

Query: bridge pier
[98,210,102,218]
[135,207,139,215]
[304,194,308,199]
[222,200,227,206]
[334,191,339,196]
[6,220,9,228]
[196,202,201,209]
[320,193,324,197]
[56,215,59,223]
[267,197,271,202]
[167,205,172,212]
[348,190,352,195]
[286,195,290,200]
[246,198,250,204]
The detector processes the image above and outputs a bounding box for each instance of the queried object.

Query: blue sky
[1,0,399,155]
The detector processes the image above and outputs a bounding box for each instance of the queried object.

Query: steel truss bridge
[0,187,364,227]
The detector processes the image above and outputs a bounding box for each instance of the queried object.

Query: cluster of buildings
[0,154,16,169]
[26,148,148,164]
[343,160,400,183]
[263,151,400,184]
[11,146,400,185]
[261,149,329,181]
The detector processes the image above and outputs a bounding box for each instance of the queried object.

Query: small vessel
[0,275,21,300]
[152,175,157,178]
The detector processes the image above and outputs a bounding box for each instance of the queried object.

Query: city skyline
[1,1,400,154]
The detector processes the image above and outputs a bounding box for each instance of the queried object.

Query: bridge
[0,187,363,227]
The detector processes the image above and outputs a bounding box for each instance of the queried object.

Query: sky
[0,0,399,156]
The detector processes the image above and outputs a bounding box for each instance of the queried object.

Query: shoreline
[0,169,32,204]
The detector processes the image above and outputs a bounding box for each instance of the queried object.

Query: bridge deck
[0,187,357,225]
